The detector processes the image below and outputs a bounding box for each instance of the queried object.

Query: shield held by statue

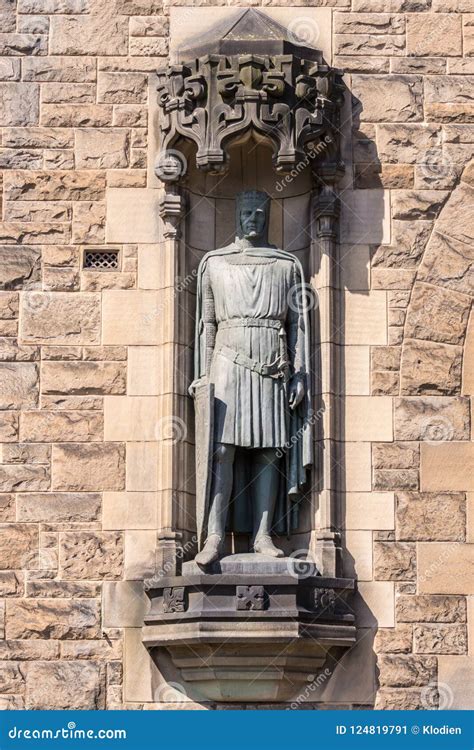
[193,379,215,550]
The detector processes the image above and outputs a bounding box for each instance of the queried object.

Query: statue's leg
[251,448,284,558]
[195,442,235,567]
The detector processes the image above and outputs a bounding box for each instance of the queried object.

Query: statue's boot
[195,533,223,567]
[253,533,284,557]
[251,448,284,558]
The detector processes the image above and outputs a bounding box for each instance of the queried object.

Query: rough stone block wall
[0,0,472,710]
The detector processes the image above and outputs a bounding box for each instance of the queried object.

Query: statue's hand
[188,377,208,398]
[288,375,305,411]
[188,379,200,398]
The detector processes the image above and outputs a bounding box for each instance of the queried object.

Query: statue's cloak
[193,242,314,542]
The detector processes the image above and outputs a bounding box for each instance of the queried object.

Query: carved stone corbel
[159,187,185,240]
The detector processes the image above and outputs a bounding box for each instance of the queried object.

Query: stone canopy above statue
[155,8,345,177]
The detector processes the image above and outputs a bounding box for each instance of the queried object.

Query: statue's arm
[199,263,217,378]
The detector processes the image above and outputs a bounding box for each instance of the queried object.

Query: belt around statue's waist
[214,344,290,380]
[218,318,285,332]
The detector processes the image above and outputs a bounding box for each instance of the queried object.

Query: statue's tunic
[203,252,297,448]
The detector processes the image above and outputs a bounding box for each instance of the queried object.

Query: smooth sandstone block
[344,530,373,581]
[421,442,474,491]
[102,492,157,530]
[344,291,388,345]
[437,656,474,709]
[355,581,395,627]
[340,189,390,245]
[106,188,161,244]
[344,396,393,441]
[102,289,172,345]
[344,442,372,492]
[124,530,157,579]
[418,542,474,594]
[345,492,395,530]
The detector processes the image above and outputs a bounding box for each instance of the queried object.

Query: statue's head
[235,190,270,243]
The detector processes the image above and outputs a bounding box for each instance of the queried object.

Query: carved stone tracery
[156,52,344,177]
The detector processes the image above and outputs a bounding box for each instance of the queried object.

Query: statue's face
[239,205,267,239]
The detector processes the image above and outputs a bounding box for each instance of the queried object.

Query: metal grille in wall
[83,250,120,270]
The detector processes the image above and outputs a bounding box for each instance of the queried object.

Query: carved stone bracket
[143,570,356,703]
[156,54,344,178]
[159,187,185,239]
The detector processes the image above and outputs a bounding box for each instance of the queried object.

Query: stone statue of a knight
[190,189,313,567]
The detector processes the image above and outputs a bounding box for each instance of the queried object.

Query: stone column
[154,185,187,575]
[312,183,342,577]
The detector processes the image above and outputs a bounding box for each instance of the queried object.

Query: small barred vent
[83,250,119,270]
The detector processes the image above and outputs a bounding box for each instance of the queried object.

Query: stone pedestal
[142,558,356,703]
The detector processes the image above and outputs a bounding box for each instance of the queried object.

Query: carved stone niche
[142,9,356,705]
